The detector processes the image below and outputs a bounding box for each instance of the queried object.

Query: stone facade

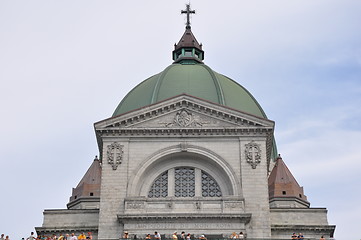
[37,95,335,239]
[93,95,274,239]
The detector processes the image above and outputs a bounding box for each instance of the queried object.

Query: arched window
[148,167,222,198]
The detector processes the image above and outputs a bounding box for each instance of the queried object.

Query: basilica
[36,5,335,240]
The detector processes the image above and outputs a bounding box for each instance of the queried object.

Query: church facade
[36,5,335,240]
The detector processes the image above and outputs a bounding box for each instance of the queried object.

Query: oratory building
[36,5,335,240]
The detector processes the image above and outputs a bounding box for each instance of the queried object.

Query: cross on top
[181,4,195,29]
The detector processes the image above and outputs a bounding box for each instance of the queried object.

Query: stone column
[97,140,129,240]
[240,137,271,239]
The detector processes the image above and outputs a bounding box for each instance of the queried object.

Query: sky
[0,0,360,240]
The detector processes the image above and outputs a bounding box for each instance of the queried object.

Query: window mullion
[195,168,202,197]
[168,168,175,197]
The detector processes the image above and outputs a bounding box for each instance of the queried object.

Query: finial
[181,4,196,29]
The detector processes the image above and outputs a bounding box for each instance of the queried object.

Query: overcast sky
[0,1,360,240]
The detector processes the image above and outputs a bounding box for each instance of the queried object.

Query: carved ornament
[107,142,124,170]
[162,109,209,127]
[126,202,145,209]
[224,202,243,209]
[245,141,261,169]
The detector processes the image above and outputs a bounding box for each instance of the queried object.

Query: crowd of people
[121,231,246,240]
[291,233,304,239]
[1,231,330,240]
[0,232,93,240]
[291,232,328,240]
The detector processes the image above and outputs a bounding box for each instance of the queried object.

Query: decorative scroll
[245,141,261,169]
[201,171,222,197]
[224,202,243,209]
[162,110,205,127]
[126,202,145,209]
[107,142,124,170]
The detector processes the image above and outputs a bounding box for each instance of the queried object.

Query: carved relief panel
[245,141,261,169]
[107,142,124,170]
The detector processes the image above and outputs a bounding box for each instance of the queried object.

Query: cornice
[66,197,100,209]
[271,224,336,232]
[35,226,98,233]
[96,127,273,137]
[118,213,251,223]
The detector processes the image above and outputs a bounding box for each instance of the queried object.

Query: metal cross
[181,4,196,29]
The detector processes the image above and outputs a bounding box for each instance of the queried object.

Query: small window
[299,194,302,198]
[282,191,286,195]
[74,196,77,199]
[90,192,94,196]
[184,51,192,57]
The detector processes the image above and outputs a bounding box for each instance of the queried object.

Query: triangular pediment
[94,95,275,170]
[95,95,274,131]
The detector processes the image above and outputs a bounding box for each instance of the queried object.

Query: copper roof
[69,156,102,202]
[76,156,102,187]
[268,155,308,202]
[174,27,203,52]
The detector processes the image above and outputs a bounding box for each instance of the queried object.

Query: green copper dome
[112,63,267,118]
[112,5,277,161]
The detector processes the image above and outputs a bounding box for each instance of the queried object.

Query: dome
[111,8,277,160]
[113,63,267,118]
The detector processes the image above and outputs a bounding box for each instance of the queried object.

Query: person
[319,236,326,240]
[297,233,304,240]
[238,232,244,239]
[78,233,86,240]
[154,232,161,240]
[123,232,129,239]
[172,232,178,240]
[198,235,206,240]
[86,233,92,240]
[1,234,5,240]
[145,234,151,239]
[70,233,77,240]
[58,234,64,240]
[5,236,10,240]
[230,232,237,239]
[180,232,186,240]
[291,233,297,240]
[65,234,70,240]
[186,233,191,240]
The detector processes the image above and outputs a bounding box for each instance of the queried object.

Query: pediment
[94,95,275,169]
[95,95,274,131]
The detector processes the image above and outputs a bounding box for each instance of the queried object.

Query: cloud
[0,1,360,240]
